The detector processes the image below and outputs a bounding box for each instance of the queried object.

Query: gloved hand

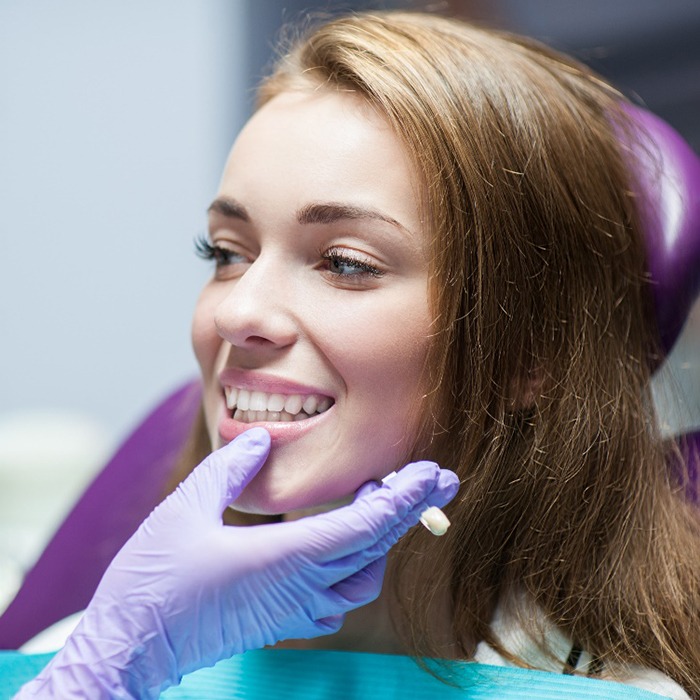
[16,427,459,699]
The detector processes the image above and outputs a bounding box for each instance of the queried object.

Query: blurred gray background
[1,0,698,597]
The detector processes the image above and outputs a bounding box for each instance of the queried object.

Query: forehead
[217,89,421,227]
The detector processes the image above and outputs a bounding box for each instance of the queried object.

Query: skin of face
[192,89,432,515]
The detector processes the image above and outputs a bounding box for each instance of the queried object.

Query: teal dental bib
[1,648,670,699]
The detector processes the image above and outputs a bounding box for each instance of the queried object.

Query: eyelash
[194,234,247,267]
[194,234,384,280]
[320,247,383,279]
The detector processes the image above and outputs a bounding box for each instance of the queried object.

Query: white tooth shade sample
[381,472,450,536]
[419,506,451,536]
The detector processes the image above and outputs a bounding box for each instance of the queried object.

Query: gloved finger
[330,556,387,605]
[171,428,271,518]
[309,494,433,585]
[305,461,440,557]
[304,463,459,562]
[306,470,459,585]
[356,464,459,533]
[306,558,386,620]
[421,469,461,509]
[353,479,381,501]
[309,614,345,638]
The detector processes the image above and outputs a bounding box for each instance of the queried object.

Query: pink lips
[218,406,331,444]
[218,368,332,397]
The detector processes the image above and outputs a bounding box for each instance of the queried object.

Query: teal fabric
[163,650,671,700]
[0,649,671,700]
[0,652,55,699]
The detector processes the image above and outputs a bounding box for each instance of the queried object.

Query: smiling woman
[191,89,432,515]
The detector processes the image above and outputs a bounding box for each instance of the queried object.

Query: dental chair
[0,106,698,650]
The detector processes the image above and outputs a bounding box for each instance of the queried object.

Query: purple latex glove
[16,427,459,699]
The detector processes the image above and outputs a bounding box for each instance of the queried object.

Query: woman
[15,10,700,699]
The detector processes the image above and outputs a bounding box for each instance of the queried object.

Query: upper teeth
[224,387,333,416]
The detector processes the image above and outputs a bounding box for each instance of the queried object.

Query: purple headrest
[624,105,700,355]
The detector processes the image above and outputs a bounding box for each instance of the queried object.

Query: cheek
[362,290,430,371]
[325,287,432,419]
[191,289,228,446]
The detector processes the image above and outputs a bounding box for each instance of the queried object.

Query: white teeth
[225,386,334,422]
[268,393,286,412]
[302,395,318,414]
[232,409,309,424]
[237,389,250,411]
[249,391,267,411]
[284,394,303,415]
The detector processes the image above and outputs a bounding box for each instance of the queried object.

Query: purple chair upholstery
[0,107,697,649]
[624,106,700,355]
[624,107,700,503]
[0,380,201,649]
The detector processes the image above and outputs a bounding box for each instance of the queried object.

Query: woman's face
[192,89,432,514]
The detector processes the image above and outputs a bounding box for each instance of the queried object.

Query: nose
[214,254,298,351]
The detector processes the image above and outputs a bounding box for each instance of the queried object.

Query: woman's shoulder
[600,664,691,700]
[473,598,690,700]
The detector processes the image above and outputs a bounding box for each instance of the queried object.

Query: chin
[229,468,353,517]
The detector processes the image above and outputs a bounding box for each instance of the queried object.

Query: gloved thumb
[174,428,271,519]
[354,480,381,501]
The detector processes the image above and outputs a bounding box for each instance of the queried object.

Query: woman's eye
[195,235,247,268]
[321,248,383,280]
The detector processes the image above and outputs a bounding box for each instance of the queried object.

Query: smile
[224,386,334,423]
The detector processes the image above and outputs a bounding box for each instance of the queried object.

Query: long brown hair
[181,11,700,694]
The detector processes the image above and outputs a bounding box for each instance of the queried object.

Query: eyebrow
[208,197,249,221]
[296,202,410,235]
[208,196,411,235]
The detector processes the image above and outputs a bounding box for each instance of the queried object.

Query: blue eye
[322,248,383,278]
[195,234,247,268]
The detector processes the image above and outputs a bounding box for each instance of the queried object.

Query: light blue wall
[0,1,246,447]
